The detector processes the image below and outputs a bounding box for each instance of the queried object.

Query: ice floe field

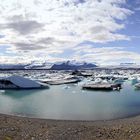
[0,69,140,121]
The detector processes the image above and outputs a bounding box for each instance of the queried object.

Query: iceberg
[0,75,49,89]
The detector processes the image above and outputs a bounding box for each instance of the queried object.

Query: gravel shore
[1,114,140,140]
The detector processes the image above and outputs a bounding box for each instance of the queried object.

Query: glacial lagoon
[0,70,140,121]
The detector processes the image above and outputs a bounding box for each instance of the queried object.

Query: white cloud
[71,45,140,65]
[0,0,134,64]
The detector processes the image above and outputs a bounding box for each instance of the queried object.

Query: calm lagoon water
[0,81,140,121]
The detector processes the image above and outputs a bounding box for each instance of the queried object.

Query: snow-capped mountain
[50,60,97,70]
[0,60,97,70]
[25,61,53,69]
[25,60,97,70]
[0,64,26,69]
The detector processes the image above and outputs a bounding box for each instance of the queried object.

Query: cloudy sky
[0,0,140,65]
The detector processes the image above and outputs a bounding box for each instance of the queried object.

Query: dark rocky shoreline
[1,114,140,140]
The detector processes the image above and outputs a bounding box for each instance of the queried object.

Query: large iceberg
[0,75,49,89]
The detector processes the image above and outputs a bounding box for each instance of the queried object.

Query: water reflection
[0,82,140,120]
[2,89,45,99]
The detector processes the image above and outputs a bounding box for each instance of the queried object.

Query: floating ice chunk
[0,90,5,93]
[0,75,49,89]
[63,86,70,89]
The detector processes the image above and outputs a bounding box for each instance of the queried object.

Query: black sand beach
[1,114,140,140]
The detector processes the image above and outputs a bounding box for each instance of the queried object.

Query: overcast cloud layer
[0,0,139,65]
